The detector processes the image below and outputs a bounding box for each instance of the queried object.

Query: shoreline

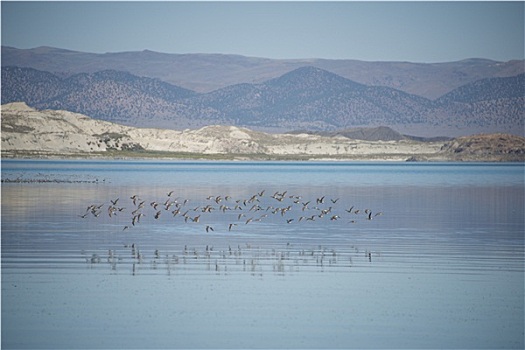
[2,103,524,163]
[0,151,516,163]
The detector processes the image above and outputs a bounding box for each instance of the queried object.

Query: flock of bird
[79,189,383,275]
[80,188,383,234]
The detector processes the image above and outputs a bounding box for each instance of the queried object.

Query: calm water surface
[2,160,524,349]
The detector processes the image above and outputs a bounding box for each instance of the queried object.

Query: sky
[1,1,524,63]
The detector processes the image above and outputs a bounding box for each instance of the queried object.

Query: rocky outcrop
[441,133,525,161]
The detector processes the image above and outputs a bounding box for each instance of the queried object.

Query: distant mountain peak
[457,58,499,64]
[288,66,327,74]
[266,65,365,90]
[272,65,343,80]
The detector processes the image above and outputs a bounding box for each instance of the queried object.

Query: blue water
[3,159,523,187]
[2,160,524,349]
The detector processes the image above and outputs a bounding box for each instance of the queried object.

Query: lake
[2,160,524,349]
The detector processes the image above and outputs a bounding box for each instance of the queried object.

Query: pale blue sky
[2,1,524,63]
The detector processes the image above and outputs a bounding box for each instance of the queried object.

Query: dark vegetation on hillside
[2,62,523,134]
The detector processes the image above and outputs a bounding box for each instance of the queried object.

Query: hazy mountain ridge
[2,65,523,135]
[287,126,452,142]
[3,46,524,99]
[191,67,434,129]
[1,66,66,105]
[2,66,208,127]
[436,73,525,103]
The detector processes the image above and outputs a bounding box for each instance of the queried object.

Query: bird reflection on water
[80,188,383,276]
[83,241,379,277]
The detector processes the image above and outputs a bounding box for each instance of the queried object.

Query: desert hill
[2,103,523,161]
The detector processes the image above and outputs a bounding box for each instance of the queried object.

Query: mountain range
[2,46,524,137]
[3,46,524,99]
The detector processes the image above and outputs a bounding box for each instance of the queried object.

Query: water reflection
[81,241,371,277]
[2,161,524,349]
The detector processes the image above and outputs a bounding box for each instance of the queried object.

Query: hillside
[441,133,525,161]
[0,102,444,160]
[287,126,452,142]
[1,66,201,127]
[3,46,524,99]
[436,73,525,103]
[2,66,523,136]
[2,103,523,161]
